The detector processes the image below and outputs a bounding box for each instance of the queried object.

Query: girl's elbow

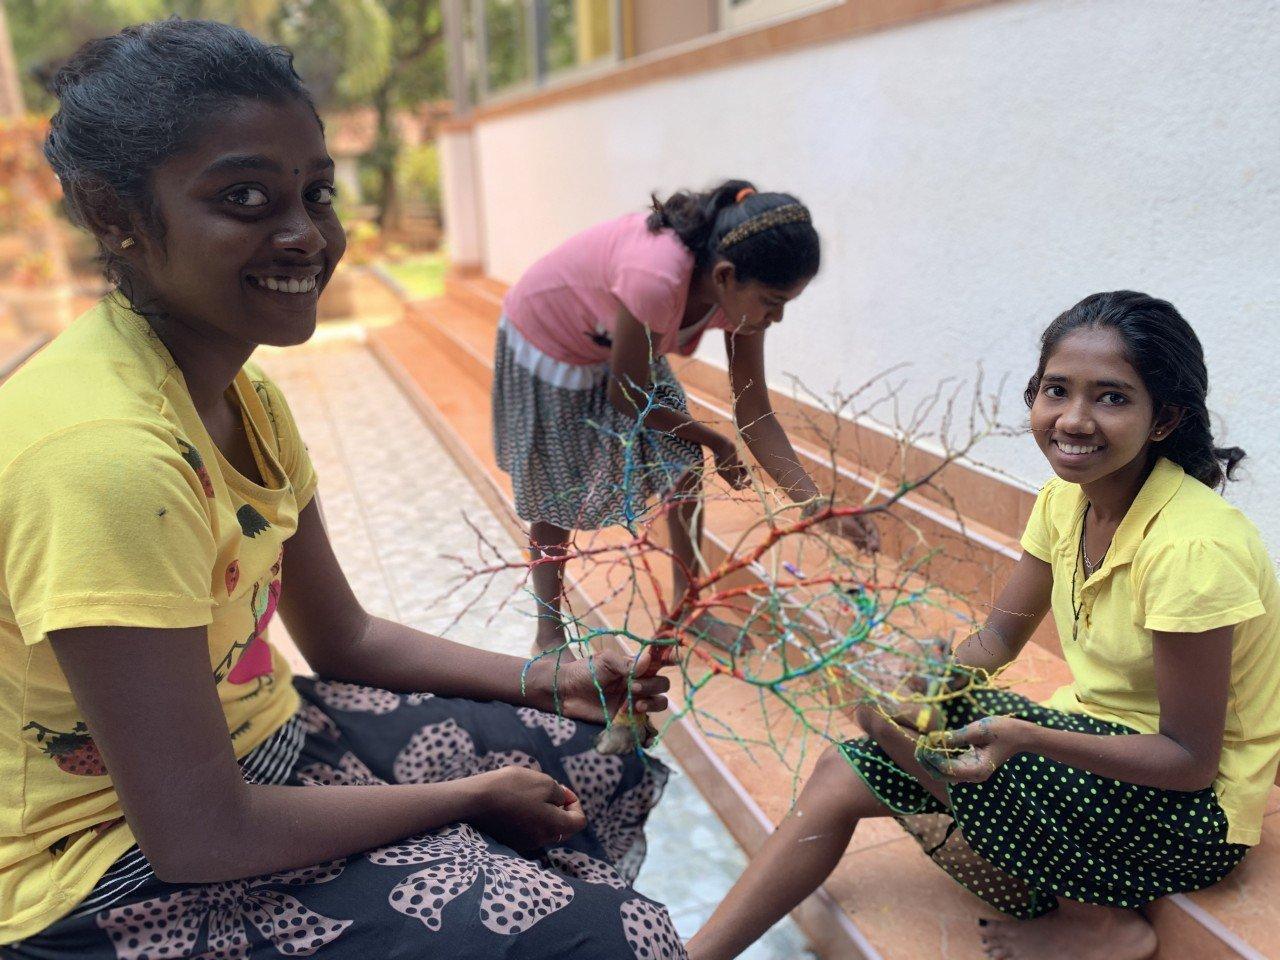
[732,400,768,430]
[144,838,225,884]
[1187,763,1220,793]
[1171,756,1219,793]
[136,787,253,883]
[148,833,258,885]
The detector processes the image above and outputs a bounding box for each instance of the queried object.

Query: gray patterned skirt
[492,318,704,531]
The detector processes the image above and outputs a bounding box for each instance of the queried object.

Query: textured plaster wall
[471,0,1280,549]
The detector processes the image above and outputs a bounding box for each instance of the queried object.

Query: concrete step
[369,277,1276,959]
[407,297,497,381]
[444,271,507,317]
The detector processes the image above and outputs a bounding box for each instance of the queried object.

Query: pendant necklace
[1071,503,1108,642]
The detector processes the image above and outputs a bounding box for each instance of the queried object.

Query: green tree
[266,0,448,228]
[7,0,446,227]
[6,0,168,110]
[398,140,440,218]
[314,0,445,229]
[5,0,386,112]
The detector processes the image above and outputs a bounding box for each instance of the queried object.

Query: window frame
[719,0,845,33]
[469,0,848,105]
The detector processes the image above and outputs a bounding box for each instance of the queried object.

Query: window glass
[545,0,616,74]
[484,0,532,92]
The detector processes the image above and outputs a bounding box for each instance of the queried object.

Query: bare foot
[980,903,1156,960]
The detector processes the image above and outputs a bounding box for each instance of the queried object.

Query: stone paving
[258,331,815,959]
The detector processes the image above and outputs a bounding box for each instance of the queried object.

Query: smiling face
[711,260,811,335]
[1029,325,1181,486]
[122,96,346,347]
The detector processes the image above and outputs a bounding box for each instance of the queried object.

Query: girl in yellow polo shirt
[688,291,1279,960]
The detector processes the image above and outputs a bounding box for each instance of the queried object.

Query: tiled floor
[259,333,815,959]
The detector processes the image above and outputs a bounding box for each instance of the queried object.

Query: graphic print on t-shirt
[237,504,271,538]
[176,438,215,498]
[215,551,282,698]
[22,721,107,777]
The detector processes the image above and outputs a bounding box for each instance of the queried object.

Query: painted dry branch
[438,367,1016,769]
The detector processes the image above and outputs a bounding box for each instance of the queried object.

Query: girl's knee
[529,522,571,561]
[853,702,880,732]
[812,743,859,790]
[615,894,686,960]
[809,743,886,819]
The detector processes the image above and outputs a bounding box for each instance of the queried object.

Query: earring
[120,237,135,249]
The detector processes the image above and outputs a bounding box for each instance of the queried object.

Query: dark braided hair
[646,179,820,287]
[1024,291,1246,489]
[43,18,317,290]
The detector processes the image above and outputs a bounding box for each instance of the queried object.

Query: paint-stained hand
[802,496,881,553]
[924,716,1026,783]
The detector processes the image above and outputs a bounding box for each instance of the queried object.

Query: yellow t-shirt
[0,296,316,942]
[1021,457,1280,845]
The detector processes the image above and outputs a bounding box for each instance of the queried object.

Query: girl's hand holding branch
[540,646,672,725]
[801,495,880,552]
[924,716,1026,784]
[710,435,751,489]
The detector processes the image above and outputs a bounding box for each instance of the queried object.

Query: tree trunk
[373,82,401,233]
[0,2,26,117]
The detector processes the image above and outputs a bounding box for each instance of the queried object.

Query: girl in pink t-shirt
[493,179,878,652]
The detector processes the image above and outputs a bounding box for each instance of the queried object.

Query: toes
[979,920,1014,960]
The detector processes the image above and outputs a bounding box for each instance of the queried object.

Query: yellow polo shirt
[1021,457,1280,845]
[0,296,314,942]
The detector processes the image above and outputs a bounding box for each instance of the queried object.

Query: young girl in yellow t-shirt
[688,291,1280,960]
[0,19,679,959]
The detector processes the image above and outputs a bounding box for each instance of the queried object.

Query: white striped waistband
[499,316,609,391]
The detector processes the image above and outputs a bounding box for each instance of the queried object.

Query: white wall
[470,0,1280,550]
[439,129,485,268]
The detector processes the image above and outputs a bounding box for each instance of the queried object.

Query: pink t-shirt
[503,213,728,366]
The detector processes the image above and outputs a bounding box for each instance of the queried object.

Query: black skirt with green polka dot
[840,687,1248,919]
